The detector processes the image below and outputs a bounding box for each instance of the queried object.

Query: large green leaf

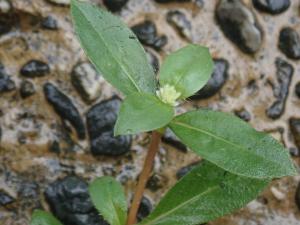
[71,0,156,96]
[115,93,174,135]
[159,44,213,99]
[169,110,297,179]
[89,176,127,225]
[139,161,269,225]
[31,210,63,225]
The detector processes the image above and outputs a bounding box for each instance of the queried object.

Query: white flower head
[156,84,181,106]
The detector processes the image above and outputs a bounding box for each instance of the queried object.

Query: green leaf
[89,176,127,225]
[159,44,213,99]
[115,93,174,135]
[169,110,297,179]
[71,0,156,96]
[139,161,269,225]
[31,210,63,225]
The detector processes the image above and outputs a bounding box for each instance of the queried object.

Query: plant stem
[126,131,162,225]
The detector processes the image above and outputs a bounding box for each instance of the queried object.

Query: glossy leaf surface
[169,110,297,179]
[89,177,127,225]
[115,93,174,135]
[139,161,269,225]
[159,44,213,99]
[71,0,156,96]
[30,210,63,225]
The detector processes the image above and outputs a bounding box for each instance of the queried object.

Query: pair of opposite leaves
[71,0,296,179]
[31,1,297,225]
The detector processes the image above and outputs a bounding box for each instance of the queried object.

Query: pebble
[266,58,293,119]
[216,0,263,54]
[190,58,229,99]
[0,8,13,36]
[41,16,58,30]
[146,173,168,192]
[145,49,160,74]
[132,20,168,50]
[137,196,153,222]
[44,83,86,140]
[47,0,70,5]
[20,60,50,78]
[0,0,11,13]
[166,10,192,40]
[18,181,39,198]
[234,108,251,122]
[252,0,290,14]
[20,80,35,98]
[290,118,300,149]
[295,82,300,98]
[162,128,187,152]
[0,191,14,206]
[86,97,132,156]
[278,27,300,60]
[103,0,128,12]
[176,161,200,180]
[0,64,15,93]
[45,176,108,225]
[270,186,285,201]
[71,62,103,103]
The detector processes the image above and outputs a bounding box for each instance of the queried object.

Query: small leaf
[115,93,174,135]
[169,110,297,179]
[89,176,127,225]
[31,210,63,225]
[71,0,156,96]
[139,161,269,225]
[159,44,214,99]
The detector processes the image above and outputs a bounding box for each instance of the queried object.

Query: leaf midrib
[73,3,141,93]
[171,121,282,169]
[141,186,219,225]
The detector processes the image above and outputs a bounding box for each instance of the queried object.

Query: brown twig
[126,131,162,225]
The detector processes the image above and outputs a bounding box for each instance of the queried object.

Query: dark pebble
[146,173,168,192]
[145,49,160,74]
[295,181,300,210]
[20,60,50,78]
[289,147,299,157]
[252,0,290,14]
[45,176,108,225]
[234,108,251,122]
[176,161,200,180]
[86,97,131,156]
[49,140,61,153]
[190,58,229,99]
[41,16,58,30]
[216,0,263,54]
[0,64,15,93]
[0,191,14,206]
[20,80,35,98]
[290,118,300,149]
[18,181,39,198]
[278,27,300,60]
[132,20,167,50]
[103,0,128,12]
[166,10,192,40]
[295,82,300,98]
[137,196,153,222]
[44,83,86,140]
[0,13,14,36]
[162,128,187,152]
[266,58,293,119]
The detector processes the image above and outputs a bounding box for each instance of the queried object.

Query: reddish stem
[126,131,162,225]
